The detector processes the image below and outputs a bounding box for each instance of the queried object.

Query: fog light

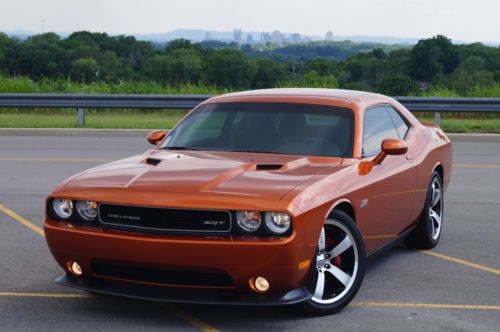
[67,261,83,276]
[252,276,270,293]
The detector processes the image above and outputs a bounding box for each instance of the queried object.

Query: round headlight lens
[265,212,291,234]
[75,200,98,221]
[236,211,262,232]
[52,199,73,219]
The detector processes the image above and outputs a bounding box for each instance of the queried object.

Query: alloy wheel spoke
[325,265,351,287]
[318,228,326,252]
[429,213,435,235]
[430,209,441,226]
[431,187,441,207]
[328,235,353,258]
[313,270,325,299]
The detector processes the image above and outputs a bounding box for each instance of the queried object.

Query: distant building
[260,32,270,44]
[233,28,242,44]
[326,31,334,41]
[270,30,283,44]
[290,33,302,43]
[205,32,212,41]
[246,34,254,44]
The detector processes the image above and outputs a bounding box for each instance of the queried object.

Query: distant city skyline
[1,0,499,43]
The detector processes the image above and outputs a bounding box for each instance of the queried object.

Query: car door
[360,105,418,251]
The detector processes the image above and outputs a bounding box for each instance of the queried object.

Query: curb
[1,128,500,142]
[0,128,157,137]
[446,133,500,142]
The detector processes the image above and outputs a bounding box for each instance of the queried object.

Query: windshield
[161,102,354,158]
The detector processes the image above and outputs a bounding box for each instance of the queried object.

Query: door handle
[406,153,415,163]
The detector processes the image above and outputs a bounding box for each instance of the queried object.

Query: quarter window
[385,107,410,139]
[362,107,400,157]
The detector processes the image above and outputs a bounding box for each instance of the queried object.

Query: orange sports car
[44,89,452,315]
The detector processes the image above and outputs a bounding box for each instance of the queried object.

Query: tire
[299,210,366,316]
[406,171,444,249]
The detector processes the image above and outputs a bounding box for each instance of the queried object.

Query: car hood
[63,150,344,200]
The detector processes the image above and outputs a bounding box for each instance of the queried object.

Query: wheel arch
[325,199,356,223]
[434,163,444,181]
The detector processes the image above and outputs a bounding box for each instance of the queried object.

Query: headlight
[52,199,73,219]
[76,200,98,221]
[236,211,262,232]
[265,212,291,234]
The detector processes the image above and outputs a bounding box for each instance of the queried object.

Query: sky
[1,0,499,43]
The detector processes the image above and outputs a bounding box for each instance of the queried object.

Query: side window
[363,107,400,157]
[385,107,410,139]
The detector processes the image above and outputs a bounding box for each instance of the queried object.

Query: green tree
[16,33,67,77]
[451,56,494,92]
[142,55,170,82]
[70,57,98,82]
[306,59,336,76]
[166,39,193,53]
[205,49,256,88]
[0,32,13,71]
[99,51,132,82]
[285,70,339,88]
[142,49,203,83]
[63,31,100,61]
[377,74,418,96]
[164,49,203,84]
[253,59,286,88]
[364,58,386,85]
[343,60,364,82]
[409,35,459,81]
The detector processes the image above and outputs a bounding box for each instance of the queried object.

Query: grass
[1,109,500,133]
[0,75,230,94]
[0,109,188,129]
[0,75,499,132]
[418,117,500,133]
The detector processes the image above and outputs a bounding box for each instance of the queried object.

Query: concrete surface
[0,136,499,331]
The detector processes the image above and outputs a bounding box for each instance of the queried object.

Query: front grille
[98,204,231,233]
[92,262,236,288]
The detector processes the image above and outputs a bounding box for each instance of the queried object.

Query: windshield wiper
[162,146,201,151]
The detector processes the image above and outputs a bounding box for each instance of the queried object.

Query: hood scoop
[255,164,283,171]
[144,158,162,166]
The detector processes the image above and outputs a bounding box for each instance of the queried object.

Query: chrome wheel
[429,177,443,240]
[311,220,359,304]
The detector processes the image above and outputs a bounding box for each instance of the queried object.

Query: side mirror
[358,139,408,175]
[147,130,166,146]
[372,139,408,165]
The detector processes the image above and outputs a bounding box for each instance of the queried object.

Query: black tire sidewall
[406,170,444,249]
[425,172,443,247]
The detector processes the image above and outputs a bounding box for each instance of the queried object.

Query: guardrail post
[77,108,85,127]
[434,112,441,126]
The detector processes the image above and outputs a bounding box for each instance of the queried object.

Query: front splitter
[55,273,311,306]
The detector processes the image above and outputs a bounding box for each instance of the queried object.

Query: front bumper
[56,273,311,305]
[44,217,317,303]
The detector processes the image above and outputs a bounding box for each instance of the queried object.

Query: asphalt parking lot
[0,136,499,331]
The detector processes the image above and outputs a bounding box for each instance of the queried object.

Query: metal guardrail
[1,94,499,127]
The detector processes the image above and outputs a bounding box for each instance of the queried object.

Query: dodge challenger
[44,89,452,315]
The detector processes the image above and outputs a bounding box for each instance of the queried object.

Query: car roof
[205,88,395,107]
